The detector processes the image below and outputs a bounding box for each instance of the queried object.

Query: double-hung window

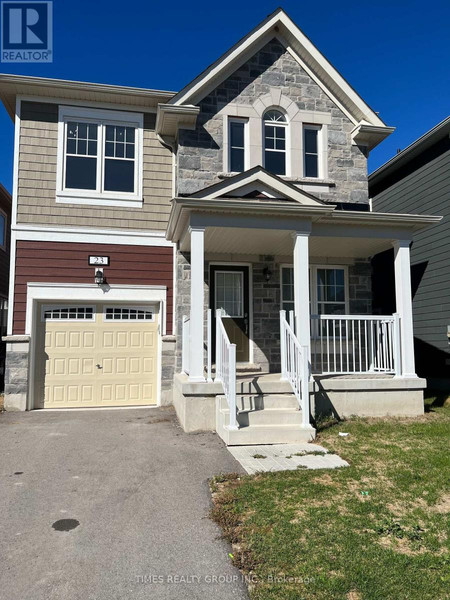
[263,110,287,175]
[57,107,143,207]
[281,266,348,315]
[303,125,321,178]
[228,118,247,173]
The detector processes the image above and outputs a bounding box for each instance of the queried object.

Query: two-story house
[0,10,440,444]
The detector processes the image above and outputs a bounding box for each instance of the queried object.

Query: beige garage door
[35,303,159,408]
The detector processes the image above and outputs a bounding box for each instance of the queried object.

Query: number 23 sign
[88,256,110,266]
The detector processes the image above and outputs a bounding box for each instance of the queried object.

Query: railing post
[182,315,189,375]
[207,309,213,383]
[280,310,287,381]
[393,312,402,377]
[215,309,222,382]
[228,344,238,430]
[301,345,310,428]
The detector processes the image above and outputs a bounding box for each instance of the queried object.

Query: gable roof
[190,166,327,206]
[169,8,390,134]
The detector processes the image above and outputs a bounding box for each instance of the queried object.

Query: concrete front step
[226,394,299,411]
[216,395,316,445]
[219,423,316,445]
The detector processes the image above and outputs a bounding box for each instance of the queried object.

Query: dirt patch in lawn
[432,493,450,514]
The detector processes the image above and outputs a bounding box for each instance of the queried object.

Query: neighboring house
[0,183,11,387]
[0,9,440,443]
[370,117,450,390]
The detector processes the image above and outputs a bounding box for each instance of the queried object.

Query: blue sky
[0,0,449,192]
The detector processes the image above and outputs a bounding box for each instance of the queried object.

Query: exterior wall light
[263,267,272,282]
[94,268,106,285]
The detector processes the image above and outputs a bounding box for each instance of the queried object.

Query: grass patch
[210,404,450,599]
[252,454,267,459]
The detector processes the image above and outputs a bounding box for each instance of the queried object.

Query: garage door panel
[39,303,158,408]
[83,332,95,348]
[55,332,67,348]
[143,331,155,348]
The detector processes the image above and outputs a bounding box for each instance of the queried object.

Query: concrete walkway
[0,407,248,600]
[228,443,349,474]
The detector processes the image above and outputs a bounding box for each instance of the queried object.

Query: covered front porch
[167,169,436,440]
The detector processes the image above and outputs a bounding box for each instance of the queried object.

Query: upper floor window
[228,118,247,173]
[57,106,143,208]
[263,110,287,176]
[303,125,321,178]
[0,209,6,251]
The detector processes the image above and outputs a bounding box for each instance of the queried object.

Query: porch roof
[166,196,441,259]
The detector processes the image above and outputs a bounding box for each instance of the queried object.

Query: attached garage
[34,303,159,408]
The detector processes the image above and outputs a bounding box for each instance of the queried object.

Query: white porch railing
[310,314,401,375]
[182,315,190,375]
[280,310,311,428]
[215,309,238,430]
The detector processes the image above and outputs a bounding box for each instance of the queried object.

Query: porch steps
[216,394,316,446]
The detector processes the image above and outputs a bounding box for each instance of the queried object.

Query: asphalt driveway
[0,407,248,600]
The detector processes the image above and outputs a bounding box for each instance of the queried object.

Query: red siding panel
[13,241,174,334]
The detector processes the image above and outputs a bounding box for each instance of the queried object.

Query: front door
[210,265,250,362]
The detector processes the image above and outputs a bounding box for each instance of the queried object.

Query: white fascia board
[166,197,333,242]
[170,9,388,129]
[13,224,174,247]
[328,211,442,231]
[199,170,323,206]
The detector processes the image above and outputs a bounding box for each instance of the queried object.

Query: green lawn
[210,398,450,600]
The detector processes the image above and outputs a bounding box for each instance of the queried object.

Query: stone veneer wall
[3,337,30,411]
[177,38,368,205]
[174,250,372,374]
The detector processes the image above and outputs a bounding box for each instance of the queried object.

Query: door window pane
[215,272,243,317]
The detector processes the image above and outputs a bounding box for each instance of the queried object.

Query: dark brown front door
[210,265,250,363]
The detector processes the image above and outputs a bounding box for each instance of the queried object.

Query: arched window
[263,110,287,175]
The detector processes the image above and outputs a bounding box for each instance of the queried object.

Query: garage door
[35,303,159,408]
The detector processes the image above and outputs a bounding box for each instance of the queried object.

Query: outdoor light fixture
[263,267,272,282]
[94,269,106,286]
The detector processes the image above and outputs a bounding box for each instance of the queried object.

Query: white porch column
[189,226,205,382]
[293,231,311,351]
[393,240,416,377]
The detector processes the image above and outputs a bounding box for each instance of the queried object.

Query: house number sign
[88,256,110,266]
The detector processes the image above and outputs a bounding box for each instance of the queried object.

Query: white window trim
[303,124,326,180]
[102,305,156,322]
[262,110,290,176]
[280,264,349,315]
[0,207,7,251]
[226,117,249,173]
[56,106,144,208]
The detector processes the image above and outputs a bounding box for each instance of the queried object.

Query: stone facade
[3,337,30,411]
[161,336,176,405]
[177,38,368,205]
[174,251,372,374]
